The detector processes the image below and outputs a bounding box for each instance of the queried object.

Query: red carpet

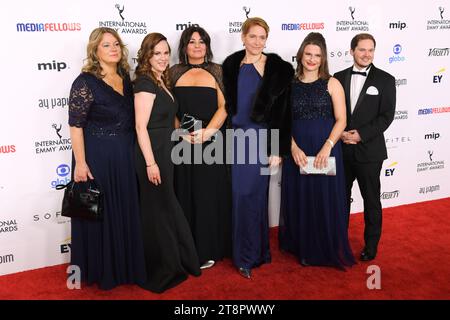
[1,198,449,300]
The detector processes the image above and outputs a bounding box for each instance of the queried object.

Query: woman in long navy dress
[222,18,294,278]
[68,27,146,290]
[279,32,355,269]
[134,33,201,293]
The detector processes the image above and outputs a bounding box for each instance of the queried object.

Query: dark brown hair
[350,33,376,51]
[177,26,213,64]
[295,32,330,80]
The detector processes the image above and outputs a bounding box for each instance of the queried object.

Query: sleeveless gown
[279,78,355,269]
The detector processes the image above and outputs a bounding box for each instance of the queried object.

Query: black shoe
[360,250,376,261]
[238,267,251,279]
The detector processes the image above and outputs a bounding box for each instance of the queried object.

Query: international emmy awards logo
[115,4,125,21]
[428,150,433,162]
[243,6,251,19]
[349,6,355,20]
[52,123,62,141]
[439,7,445,20]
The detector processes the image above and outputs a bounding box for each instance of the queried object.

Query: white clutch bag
[299,156,336,176]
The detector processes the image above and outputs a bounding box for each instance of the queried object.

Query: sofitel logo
[385,136,411,150]
[336,7,369,32]
[34,124,72,154]
[417,151,445,172]
[427,7,450,30]
[380,190,399,200]
[98,4,148,34]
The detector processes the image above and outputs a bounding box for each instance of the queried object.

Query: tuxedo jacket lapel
[352,66,377,114]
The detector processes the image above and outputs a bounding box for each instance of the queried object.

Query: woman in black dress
[170,26,231,270]
[134,33,201,293]
[68,27,146,290]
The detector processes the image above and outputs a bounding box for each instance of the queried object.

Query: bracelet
[146,163,157,168]
[326,139,334,148]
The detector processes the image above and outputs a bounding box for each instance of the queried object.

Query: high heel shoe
[238,267,251,279]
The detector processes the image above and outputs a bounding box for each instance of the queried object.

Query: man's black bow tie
[351,70,367,76]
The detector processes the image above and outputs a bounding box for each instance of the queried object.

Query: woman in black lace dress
[169,26,231,270]
[68,27,146,290]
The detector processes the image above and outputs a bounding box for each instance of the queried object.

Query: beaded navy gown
[279,78,355,269]
[68,72,146,289]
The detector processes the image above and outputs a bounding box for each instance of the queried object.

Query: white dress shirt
[350,65,371,114]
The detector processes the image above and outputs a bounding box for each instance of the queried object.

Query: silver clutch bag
[299,156,336,176]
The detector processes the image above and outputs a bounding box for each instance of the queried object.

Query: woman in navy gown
[279,32,355,269]
[222,17,294,278]
[68,27,146,290]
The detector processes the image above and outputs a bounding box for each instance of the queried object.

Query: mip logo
[51,164,71,188]
[389,44,406,64]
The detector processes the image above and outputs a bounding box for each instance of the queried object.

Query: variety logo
[419,185,440,194]
[336,7,369,32]
[381,190,399,200]
[384,162,398,177]
[429,48,450,56]
[395,78,407,87]
[34,124,72,154]
[424,132,441,140]
[394,110,408,120]
[417,151,445,172]
[389,44,406,64]
[418,106,450,115]
[281,22,325,31]
[0,145,16,154]
[389,21,407,30]
[0,219,18,234]
[38,97,69,110]
[0,254,14,265]
[433,68,445,83]
[175,21,199,31]
[228,6,251,33]
[51,164,71,189]
[427,7,450,30]
[16,22,81,32]
[98,4,148,34]
[37,60,68,72]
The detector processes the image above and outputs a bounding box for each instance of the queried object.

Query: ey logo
[385,162,398,176]
[433,68,445,83]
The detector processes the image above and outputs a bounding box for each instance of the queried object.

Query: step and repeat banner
[1,0,449,275]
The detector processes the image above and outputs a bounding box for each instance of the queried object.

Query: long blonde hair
[82,27,130,79]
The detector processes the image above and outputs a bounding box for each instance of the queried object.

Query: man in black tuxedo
[334,33,396,261]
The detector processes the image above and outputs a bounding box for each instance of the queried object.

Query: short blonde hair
[241,17,270,36]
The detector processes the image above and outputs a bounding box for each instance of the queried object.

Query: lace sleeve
[68,75,94,128]
[206,63,225,95]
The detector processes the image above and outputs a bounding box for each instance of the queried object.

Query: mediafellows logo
[427,7,450,30]
[281,22,324,31]
[418,106,450,115]
[0,145,16,154]
[98,4,148,34]
[389,44,406,64]
[16,22,81,32]
[336,7,369,32]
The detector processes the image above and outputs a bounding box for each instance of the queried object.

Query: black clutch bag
[180,113,205,133]
[56,180,104,221]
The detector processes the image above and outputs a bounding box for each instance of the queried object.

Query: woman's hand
[74,163,94,182]
[291,144,307,168]
[268,155,282,168]
[314,144,332,169]
[146,164,161,186]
